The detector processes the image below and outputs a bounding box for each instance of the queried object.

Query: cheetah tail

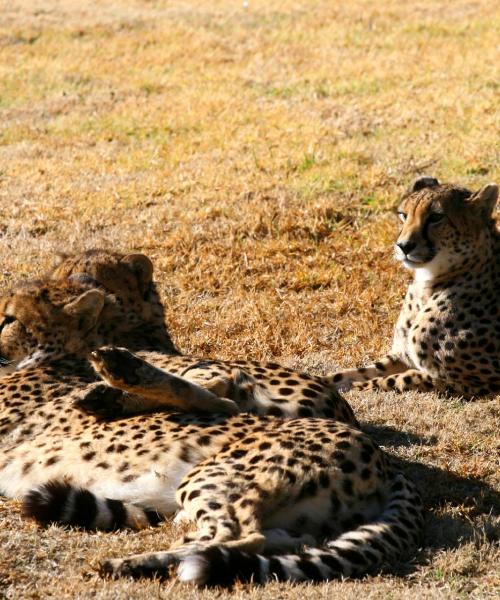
[177,472,424,586]
[22,480,164,530]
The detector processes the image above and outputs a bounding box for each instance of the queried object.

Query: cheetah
[0,278,423,585]
[49,249,177,354]
[0,276,238,416]
[96,414,423,586]
[47,249,357,423]
[332,178,500,398]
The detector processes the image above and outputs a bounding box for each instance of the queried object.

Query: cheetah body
[334,179,500,397]
[0,264,422,584]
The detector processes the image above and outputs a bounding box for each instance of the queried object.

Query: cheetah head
[0,280,108,369]
[50,249,156,324]
[395,177,498,281]
[49,249,175,352]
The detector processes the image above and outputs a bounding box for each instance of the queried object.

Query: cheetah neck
[91,315,180,354]
[412,253,492,288]
[114,324,180,354]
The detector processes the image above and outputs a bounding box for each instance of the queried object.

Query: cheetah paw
[99,553,179,579]
[72,383,126,417]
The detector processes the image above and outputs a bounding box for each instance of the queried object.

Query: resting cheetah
[48,249,357,423]
[96,414,423,585]
[333,178,500,398]
[49,249,177,354]
[0,278,423,584]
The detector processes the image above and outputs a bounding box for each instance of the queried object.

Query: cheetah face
[395,178,498,280]
[0,282,105,369]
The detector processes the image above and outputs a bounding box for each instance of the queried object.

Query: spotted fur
[332,178,500,398]
[49,249,177,353]
[0,276,423,585]
[49,249,358,424]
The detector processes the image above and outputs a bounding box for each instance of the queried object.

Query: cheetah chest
[395,280,499,385]
[393,286,453,376]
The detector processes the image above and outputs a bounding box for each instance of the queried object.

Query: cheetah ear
[409,176,439,193]
[121,253,154,295]
[469,183,498,217]
[63,289,105,331]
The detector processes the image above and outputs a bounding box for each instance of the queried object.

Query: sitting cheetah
[332,178,500,398]
[0,277,424,585]
[48,249,357,423]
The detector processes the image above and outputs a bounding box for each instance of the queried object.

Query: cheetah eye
[397,212,407,223]
[427,213,445,225]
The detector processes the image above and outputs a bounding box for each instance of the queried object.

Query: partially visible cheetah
[48,249,357,423]
[0,277,236,415]
[333,178,500,398]
[96,414,423,586]
[0,277,424,585]
[49,249,177,354]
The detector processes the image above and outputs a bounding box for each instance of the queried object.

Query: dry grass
[0,0,499,597]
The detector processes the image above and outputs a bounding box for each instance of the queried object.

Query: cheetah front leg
[87,347,239,416]
[330,354,409,391]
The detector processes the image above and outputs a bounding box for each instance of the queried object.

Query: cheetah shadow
[362,421,499,575]
[363,422,439,447]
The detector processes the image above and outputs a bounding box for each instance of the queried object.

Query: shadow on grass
[363,422,439,447]
[363,421,499,565]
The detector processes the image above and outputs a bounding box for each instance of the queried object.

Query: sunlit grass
[0,1,498,598]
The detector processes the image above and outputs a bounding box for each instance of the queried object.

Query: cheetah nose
[396,240,417,255]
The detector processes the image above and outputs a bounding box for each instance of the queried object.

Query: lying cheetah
[48,249,357,423]
[0,277,238,415]
[0,277,423,584]
[49,249,177,354]
[333,178,499,398]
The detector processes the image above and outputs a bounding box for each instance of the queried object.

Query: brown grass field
[0,0,499,597]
